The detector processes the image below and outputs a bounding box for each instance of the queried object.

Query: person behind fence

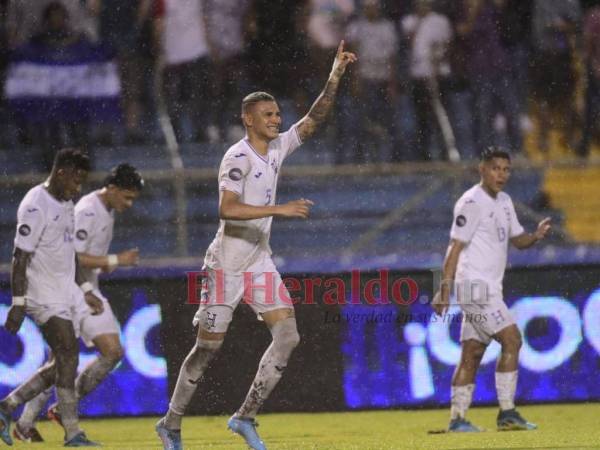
[432,147,551,433]
[155,41,356,450]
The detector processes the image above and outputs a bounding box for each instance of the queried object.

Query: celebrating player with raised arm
[12,164,144,443]
[0,149,103,447]
[156,41,356,450]
[432,147,551,433]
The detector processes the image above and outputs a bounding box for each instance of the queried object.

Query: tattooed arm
[296,40,357,142]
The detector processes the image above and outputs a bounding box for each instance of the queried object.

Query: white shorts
[193,255,294,333]
[459,292,514,345]
[73,290,120,347]
[25,284,82,332]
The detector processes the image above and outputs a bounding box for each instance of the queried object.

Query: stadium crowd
[0,0,598,165]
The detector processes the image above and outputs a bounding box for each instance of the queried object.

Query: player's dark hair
[104,163,144,191]
[53,148,91,172]
[241,91,276,114]
[480,147,511,162]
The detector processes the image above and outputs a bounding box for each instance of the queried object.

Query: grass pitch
[7,403,600,449]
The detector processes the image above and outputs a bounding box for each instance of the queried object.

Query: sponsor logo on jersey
[76,229,88,240]
[85,212,95,217]
[456,215,467,227]
[228,168,243,181]
[234,153,247,158]
[254,171,263,179]
[18,224,31,236]
[26,207,38,213]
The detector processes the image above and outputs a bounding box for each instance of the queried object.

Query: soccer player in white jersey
[12,164,144,443]
[432,148,552,432]
[0,149,104,447]
[156,41,357,450]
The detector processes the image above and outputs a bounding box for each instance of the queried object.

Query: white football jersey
[14,184,77,303]
[450,184,524,296]
[204,124,302,272]
[74,191,115,289]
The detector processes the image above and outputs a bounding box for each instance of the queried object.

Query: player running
[432,147,551,432]
[155,41,357,450]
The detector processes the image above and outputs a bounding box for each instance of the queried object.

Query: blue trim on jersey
[244,139,268,164]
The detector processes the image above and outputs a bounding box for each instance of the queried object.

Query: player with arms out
[432,147,552,432]
[0,149,103,447]
[156,41,357,450]
[12,164,144,443]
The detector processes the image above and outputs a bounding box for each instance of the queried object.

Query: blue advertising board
[342,286,600,408]
[1,268,600,416]
[0,288,167,416]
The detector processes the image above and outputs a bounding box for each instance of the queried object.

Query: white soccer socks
[236,318,300,419]
[17,388,52,432]
[450,384,475,420]
[495,370,518,411]
[76,355,120,399]
[56,387,81,441]
[164,338,223,430]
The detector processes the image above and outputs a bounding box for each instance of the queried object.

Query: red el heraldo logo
[186,269,420,306]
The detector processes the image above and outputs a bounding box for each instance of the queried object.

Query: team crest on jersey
[228,168,243,181]
[456,215,467,227]
[18,224,31,236]
[76,229,88,240]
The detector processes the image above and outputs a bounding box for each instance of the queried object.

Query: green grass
[8,403,600,449]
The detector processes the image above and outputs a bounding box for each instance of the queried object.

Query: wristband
[12,296,25,306]
[80,282,94,293]
[107,254,119,268]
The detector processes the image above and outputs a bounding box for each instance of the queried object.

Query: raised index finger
[336,40,345,58]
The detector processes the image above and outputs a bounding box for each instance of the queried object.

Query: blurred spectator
[457,0,522,155]
[530,0,582,153]
[155,0,213,143]
[402,0,454,160]
[245,0,309,127]
[498,0,532,118]
[5,2,120,169]
[578,4,600,159]
[6,0,97,48]
[204,0,251,142]
[306,0,355,94]
[345,0,398,162]
[94,0,156,143]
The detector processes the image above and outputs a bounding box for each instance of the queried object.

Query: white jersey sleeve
[14,200,47,253]
[219,150,252,195]
[450,199,481,244]
[74,206,96,253]
[277,123,302,162]
[507,197,525,238]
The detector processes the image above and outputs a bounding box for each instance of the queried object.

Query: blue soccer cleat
[0,408,13,446]
[448,417,482,433]
[155,418,182,450]
[227,415,267,450]
[64,432,100,447]
[497,408,537,431]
